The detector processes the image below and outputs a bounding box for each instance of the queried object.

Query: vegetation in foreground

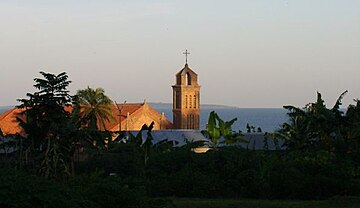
[1,71,360,207]
[0,168,170,208]
[172,197,360,208]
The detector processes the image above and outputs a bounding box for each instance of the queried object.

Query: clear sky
[0,0,359,108]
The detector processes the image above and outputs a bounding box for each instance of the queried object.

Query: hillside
[149,102,238,109]
[0,106,13,114]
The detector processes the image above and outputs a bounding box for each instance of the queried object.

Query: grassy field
[171,196,360,208]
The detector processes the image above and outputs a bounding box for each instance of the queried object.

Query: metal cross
[183,49,190,64]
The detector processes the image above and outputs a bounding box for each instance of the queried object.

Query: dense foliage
[1,72,360,206]
[79,91,360,200]
[0,72,171,207]
[80,145,360,200]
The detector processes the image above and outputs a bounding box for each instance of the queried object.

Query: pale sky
[0,0,359,108]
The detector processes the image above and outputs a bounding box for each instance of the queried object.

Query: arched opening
[186,72,192,85]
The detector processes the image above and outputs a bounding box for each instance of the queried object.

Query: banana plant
[202,111,246,148]
[203,111,221,147]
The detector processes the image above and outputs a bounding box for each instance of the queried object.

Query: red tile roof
[102,103,144,131]
[0,108,26,135]
[104,103,174,131]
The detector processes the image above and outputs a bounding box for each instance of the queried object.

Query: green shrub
[0,168,171,208]
[0,168,92,208]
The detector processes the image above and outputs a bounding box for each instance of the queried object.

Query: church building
[0,102,173,136]
[0,50,201,136]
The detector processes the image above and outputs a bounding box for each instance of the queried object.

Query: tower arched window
[186,72,192,85]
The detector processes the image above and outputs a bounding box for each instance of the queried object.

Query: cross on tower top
[183,49,190,65]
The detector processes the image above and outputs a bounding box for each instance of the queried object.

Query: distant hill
[0,106,13,114]
[149,102,238,109]
[0,103,238,114]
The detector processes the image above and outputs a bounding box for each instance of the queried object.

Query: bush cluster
[0,168,170,208]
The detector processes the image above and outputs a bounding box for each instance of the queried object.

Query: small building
[240,133,285,150]
[123,129,211,153]
[125,129,209,146]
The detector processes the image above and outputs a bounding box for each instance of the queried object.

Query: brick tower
[172,51,200,129]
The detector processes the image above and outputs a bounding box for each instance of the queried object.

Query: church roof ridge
[115,102,143,106]
[176,63,198,76]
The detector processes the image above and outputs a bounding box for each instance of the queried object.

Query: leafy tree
[271,91,360,156]
[17,71,75,179]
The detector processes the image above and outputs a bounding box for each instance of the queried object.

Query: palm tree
[74,87,114,130]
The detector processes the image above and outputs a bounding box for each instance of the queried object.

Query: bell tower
[172,50,200,129]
